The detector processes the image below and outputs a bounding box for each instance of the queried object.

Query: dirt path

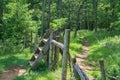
[76,38,94,80]
[0,65,26,80]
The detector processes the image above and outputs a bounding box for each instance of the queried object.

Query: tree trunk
[0,5,3,39]
[34,32,38,51]
[93,0,97,31]
[67,0,71,29]
[0,1,3,26]
[0,8,3,25]
[41,0,46,37]
[105,7,109,29]
[58,0,62,18]
[47,0,51,29]
[110,0,115,30]
[74,1,85,38]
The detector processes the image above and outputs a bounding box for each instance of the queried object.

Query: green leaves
[2,1,38,40]
[50,18,68,30]
[110,13,120,29]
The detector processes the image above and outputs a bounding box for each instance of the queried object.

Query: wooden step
[42,39,48,43]
[30,56,36,61]
[29,61,35,67]
[38,47,43,51]
[34,54,39,59]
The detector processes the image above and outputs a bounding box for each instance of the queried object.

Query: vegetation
[78,30,120,79]
[0,0,120,80]
[0,32,81,80]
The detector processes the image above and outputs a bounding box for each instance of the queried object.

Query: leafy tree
[3,1,38,43]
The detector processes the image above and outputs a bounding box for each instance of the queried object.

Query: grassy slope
[78,30,120,79]
[1,30,120,79]
[0,32,82,80]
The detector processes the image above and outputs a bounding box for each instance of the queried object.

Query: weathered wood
[34,54,39,59]
[42,38,48,43]
[38,47,43,51]
[99,60,106,80]
[45,50,49,68]
[62,29,70,80]
[73,63,89,80]
[43,29,54,39]
[49,32,53,70]
[52,40,64,50]
[42,39,50,54]
[72,58,80,80]
[29,29,54,69]
[53,36,60,70]
[29,53,43,69]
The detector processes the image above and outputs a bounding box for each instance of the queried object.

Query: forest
[0,0,120,80]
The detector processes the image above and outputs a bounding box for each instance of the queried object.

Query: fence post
[53,35,60,70]
[72,58,80,80]
[99,60,106,80]
[49,32,53,70]
[62,29,70,80]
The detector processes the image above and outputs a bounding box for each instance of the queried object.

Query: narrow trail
[0,66,26,80]
[76,38,94,80]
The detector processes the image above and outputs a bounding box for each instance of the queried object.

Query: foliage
[0,31,78,80]
[111,13,120,29]
[69,31,82,57]
[50,18,68,30]
[80,30,120,79]
[3,2,38,40]
[1,0,120,79]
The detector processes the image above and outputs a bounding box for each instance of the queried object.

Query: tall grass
[69,31,82,57]
[78,30,120,79]
[0,31,82,80]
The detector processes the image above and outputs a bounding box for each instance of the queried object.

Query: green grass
[3,30,120,79]
[0,47,62,80]
[70,31,82,57]
[0,48,31,72]
[78,30,120,79]
[0,31,82,80]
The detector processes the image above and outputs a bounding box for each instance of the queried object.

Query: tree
[74,0,85,37]
[3,1,38,44]
[41,0,46,36]
[58,0,62,18]
[93,0,98,31]
[47,0,51,29]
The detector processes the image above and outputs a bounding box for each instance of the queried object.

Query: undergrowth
[0,31,81,80]
[2,30,120,79]
[78,30,120,79]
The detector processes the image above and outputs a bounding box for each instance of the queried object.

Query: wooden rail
[72,58,89,80]
[48,29,89,80]
[73,63,88,80]
[52,40,64,50]
[49,29,70,80]
[29,29,89,80]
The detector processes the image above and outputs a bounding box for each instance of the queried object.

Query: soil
[76,38,94,80]
[0,65,26,80]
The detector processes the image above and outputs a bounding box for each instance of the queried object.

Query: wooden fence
[45,29,118,80]
[48,29,89,80]
[29,29,89,80]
